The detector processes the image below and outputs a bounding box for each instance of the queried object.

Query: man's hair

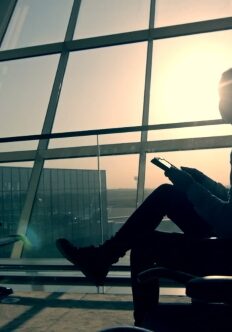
[219,68,232,88]
[218,68,232,124]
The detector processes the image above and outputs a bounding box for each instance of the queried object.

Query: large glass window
[1,0,73,50]
[155,0,232,27]
[0,0,231,267]
[74,0,150,39]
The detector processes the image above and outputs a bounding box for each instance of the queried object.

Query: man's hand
[165,167,194,192]
[181,166,205,184]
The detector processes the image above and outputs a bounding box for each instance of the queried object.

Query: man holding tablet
[57,68,232,327]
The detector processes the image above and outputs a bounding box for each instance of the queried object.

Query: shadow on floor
[0,292,134,332]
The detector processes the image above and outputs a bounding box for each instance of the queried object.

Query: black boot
[56,238,126,286]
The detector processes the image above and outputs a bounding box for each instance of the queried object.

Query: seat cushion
[186,276,232,303]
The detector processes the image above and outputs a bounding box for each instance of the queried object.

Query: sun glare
[150,36,232,126]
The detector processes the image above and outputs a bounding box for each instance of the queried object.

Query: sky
[0,0,232,189]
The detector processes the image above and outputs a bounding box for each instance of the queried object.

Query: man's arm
[181,167,229,201]
[165,167,232,238]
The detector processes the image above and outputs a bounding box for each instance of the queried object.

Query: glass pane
[1,0,73,50]
[149,30,232,138]
[0,162,33,258]
[100,154,139,191]
[155,0,232,27]
[23,158,108,258]
[51,43,147,144]
[97,154,139,266]
[74,0,150,39]
[23,155,139,259]
[0,56,59,149]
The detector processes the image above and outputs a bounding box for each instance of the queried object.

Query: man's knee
[150,183,188,208]
[147,183,178,204]
[154,183,175,195]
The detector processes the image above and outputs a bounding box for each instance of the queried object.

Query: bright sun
[149,37,232,126]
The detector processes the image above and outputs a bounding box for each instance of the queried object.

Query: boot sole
[56,239,106,286]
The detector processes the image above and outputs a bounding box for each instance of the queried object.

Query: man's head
[219,68,232,124]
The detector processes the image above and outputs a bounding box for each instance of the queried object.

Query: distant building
[0,166,108,258]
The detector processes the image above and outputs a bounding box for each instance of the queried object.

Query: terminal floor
[0,289,190,332]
